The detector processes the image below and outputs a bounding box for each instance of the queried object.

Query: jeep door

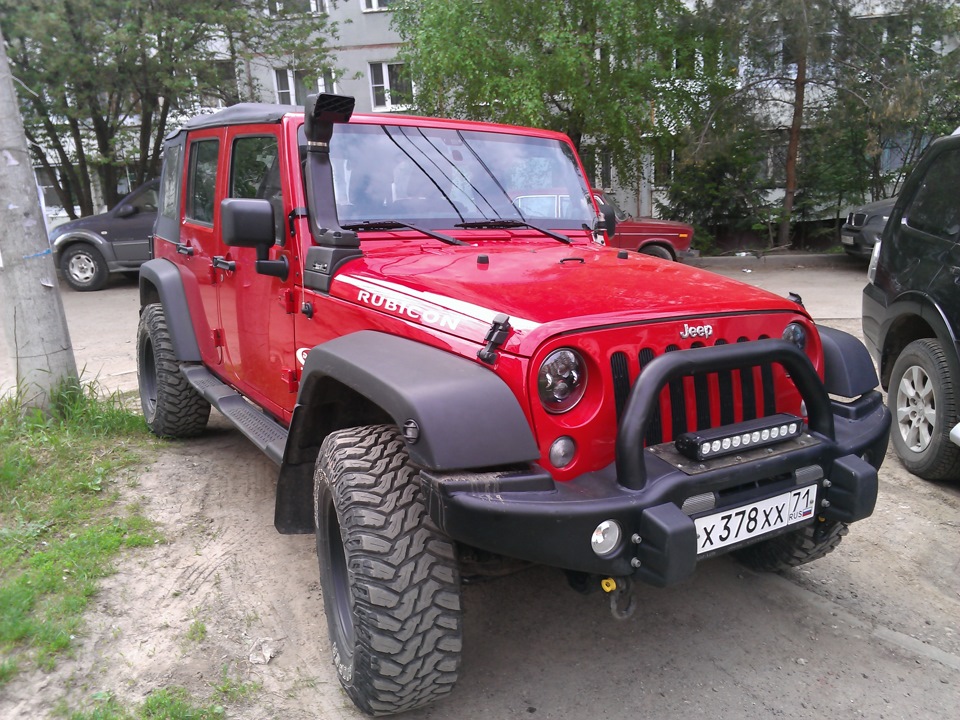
[216,128,298,420]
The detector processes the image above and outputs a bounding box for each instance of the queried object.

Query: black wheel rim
[326,501,355,647]
[140,335,158,418]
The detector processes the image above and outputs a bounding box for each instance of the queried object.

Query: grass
[0,382,158,681]
[0,381,264,717]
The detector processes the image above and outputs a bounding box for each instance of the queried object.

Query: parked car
[592,189,693,260]
[50,179,158,291]
[863,131,960,480]
[841,196,896,258]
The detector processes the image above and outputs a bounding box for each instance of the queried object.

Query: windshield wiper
[341,220,467,246]
[455,219,572,245]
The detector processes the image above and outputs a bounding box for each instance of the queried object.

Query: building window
[275,68,337,105]
[369,62,412,111]
[268,0,327,15]
[363,0,393,11]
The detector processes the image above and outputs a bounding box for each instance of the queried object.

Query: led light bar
[675,413,804,462]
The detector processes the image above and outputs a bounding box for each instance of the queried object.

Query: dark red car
[593,188,693,261]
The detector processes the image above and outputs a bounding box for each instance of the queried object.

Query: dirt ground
[1,262,959,719]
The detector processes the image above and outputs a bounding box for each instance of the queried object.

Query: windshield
[324,124,594,230]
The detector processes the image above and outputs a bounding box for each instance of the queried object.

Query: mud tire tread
[733,520,848,572]
[137,303,210,438]
[315,425,462,716]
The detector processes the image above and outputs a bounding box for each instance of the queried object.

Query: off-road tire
[640,243,674,261]
[888,338,960,481]
[61,244,108,291]
[314,425,462,715]
[733,520,848,572]
[137,303,210,437]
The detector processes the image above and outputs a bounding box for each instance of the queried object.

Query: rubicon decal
[679,323,714,339]
[356,289,461,331]
[296,348,310,366]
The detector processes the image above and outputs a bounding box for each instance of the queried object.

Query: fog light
[591,520,622,557]
[676,413,804,461]
[549,436,576,468]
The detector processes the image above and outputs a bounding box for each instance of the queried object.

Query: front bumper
[420,340,891,587]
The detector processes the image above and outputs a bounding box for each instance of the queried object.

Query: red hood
[332,239,806,354]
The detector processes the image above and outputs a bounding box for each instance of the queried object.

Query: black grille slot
[613,336,782,446]
[665,345,687,438]
[611,351,630,420]
[638,347,662,445]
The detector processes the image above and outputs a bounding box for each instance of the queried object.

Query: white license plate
[841,234,855,245]
[694,485,818,554]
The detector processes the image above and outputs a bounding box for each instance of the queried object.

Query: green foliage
[67,688,225,720]
[0,0,337,214]
[393,0,691,188]
[0,383,157,685]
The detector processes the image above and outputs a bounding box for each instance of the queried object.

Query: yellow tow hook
[601,576,635,620]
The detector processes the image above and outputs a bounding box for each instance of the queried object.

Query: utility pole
[0,26,78,411]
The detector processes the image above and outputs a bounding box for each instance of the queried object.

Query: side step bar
[181,365,287,466]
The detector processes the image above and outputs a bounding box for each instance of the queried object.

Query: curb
[687,253,865,270]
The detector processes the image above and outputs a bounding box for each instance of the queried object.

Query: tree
[0,0,337,218]
[0,25,77,410]
[392,0,693,190]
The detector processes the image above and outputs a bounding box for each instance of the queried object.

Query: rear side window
[187,139,219,225]
[159,144,182,221]
[904,147,960,241]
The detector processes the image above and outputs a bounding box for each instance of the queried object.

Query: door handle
[212,256,236,272]
[176,242,195,256]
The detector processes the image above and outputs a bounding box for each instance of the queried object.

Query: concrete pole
[0,27,78,410]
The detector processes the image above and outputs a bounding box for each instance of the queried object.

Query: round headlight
[782,322,807,351]
[538,348,587,413]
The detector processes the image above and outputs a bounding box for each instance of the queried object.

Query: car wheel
[137,303,210,437]
[314,424,462,715]
[888,338,960,480]
[733,520,847,572]
[640,244,674,261]
[60,244,108,291]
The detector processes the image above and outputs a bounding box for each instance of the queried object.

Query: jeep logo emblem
[680,323,713,339]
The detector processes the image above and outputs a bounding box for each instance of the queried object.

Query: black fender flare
[818,326,880,397]
[138,258,201,362]
[274,331,540,533]
[877,291,960,385]
[294,331,539,470]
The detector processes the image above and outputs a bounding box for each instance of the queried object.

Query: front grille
[612,336,779,446]
[847,212,867,227]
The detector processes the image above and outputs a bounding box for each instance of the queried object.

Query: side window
[186,139,219,225]
[230,135,283,242]
[904,147,960,241]
[159,144,183,221]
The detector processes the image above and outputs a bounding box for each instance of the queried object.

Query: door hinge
[280,367,299,393]
[279,288,297,314]
[212,329,225,347]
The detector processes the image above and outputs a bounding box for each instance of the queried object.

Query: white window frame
[275,68,338,105]
[362,0,393,12]
[369,61,412,112]
[268,0,327,15]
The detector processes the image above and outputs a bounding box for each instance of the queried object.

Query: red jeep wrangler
[137,95,890,715]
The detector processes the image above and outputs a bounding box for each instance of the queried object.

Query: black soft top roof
[167,103,302,139]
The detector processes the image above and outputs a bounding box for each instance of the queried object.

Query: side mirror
[220,198,288,280]
[221,198,275,248]
[114,204,137,219]
[599,202,617,239]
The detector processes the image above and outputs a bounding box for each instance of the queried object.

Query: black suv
[863,131,960,480]
[842,196,896,258]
